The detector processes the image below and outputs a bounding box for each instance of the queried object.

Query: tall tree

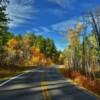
[86,8,100,66]
[0,0,9,65]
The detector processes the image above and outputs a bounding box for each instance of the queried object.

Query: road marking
[0,68,46,87]
[40,81,51,100]
[0,69,39,87]
[0,73,26,86]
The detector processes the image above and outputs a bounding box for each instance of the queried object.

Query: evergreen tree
[0,0,9,65]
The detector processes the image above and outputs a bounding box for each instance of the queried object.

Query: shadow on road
[0,68,99,100]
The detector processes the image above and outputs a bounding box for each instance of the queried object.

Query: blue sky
[6,0,100,51]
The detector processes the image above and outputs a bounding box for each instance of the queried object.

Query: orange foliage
[7,38,17,48]
[29,46,53,66]
[60,70,100,95]
[29,47,40,57]
[45,58,53,66]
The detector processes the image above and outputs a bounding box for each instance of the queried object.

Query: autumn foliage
[62,21,100,96]
[0,32,62,67]
[60,69,100,95]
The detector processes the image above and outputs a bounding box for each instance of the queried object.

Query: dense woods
[0,0,62,67]
[64,9,100,78]
[64,22,100,78]
[1,33,62,66]
[63,9,100,95]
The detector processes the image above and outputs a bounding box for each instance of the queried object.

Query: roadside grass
[0,64,52,81]
[59,67,100,97]
[0,65,37,80]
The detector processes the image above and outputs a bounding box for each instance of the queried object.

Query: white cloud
[6,0,39,28]
[32,19,77,35]
[30,20,77,46]
[33,28,40,33]
[48,0,75,9]
[51,19,76,34]
[32,27,50,33]
[40,27,50,33]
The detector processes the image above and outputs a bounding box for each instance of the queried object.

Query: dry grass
[0,65,36,80]
[59,68,100,96]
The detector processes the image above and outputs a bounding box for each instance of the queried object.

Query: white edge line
[0,73,26,87]
[0,69,39,87]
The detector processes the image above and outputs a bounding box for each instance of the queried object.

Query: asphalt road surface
[0,67,99,100]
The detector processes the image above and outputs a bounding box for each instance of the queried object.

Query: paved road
[0,67,99,100]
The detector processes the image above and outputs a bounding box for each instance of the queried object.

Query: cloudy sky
[7,0,100,51]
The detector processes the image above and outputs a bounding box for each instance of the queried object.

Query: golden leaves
[67,22,82,48]
[88,35,97,47]
[75,22,83,33]
[7,38,17,48]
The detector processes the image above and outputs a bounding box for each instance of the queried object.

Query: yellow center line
[40,81,51,100]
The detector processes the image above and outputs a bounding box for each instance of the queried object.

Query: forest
[63,10,100,95]
[0,32,62,66]
[0,0,63,78]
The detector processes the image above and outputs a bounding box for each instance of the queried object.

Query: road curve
[0,67,99,100]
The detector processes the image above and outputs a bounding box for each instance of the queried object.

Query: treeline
[63,20,100,94]
[0,32,62,66]
[64,15,100,80]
